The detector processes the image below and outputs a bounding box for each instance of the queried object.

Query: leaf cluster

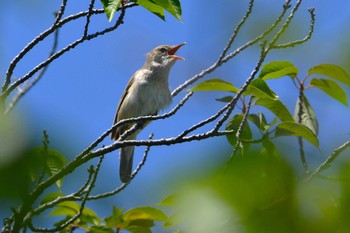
[43,200,173,233]
[100,0,182,21]
[190,62,350,155]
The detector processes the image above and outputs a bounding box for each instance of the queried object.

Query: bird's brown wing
[111,74,136,140]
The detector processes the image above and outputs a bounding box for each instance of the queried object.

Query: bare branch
[1,2,138,108]
[224,96,254,172]
[218,0,255,61]
[5,26,60,115]
[1,0,68,94]
[272,7,316,49]
[1,7,126,102]
[83,0,96,38]
[86,133,154,200]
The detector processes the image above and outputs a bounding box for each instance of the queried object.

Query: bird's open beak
[167,42,186,60]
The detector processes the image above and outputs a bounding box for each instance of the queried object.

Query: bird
[111,43,185,183]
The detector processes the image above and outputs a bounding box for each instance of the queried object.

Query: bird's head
[145,43,185,69]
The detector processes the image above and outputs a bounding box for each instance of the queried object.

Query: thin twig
[1,2,137,97]
[83,0,96,38]
[218,0,255,61]
[306,141,350,181]
[2,7,126,101]
[1,0,68,94]
[272,8,315,49]
[268,0,304,47]
[235,96,254,145]
[87,134,154,200]
[5,25,60,114]
[1,3,138,106]
[212,44,268,133]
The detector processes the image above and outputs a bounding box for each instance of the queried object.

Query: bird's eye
[159,47,167,53]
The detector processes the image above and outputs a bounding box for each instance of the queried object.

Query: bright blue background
[1,0,349,230]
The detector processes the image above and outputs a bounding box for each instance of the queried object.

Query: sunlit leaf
[190,78,238,93]
[152,0,182,20]
[31,147,67,190]
[124,206,168,222]
[158,194,177,207]
[100,0,122,22]
[310,78,348,106]
[258,61,298,80]
[308,64,350,86]
[134,0,165,20]
[126,225,152,233]
[105,206,123,227]
[255,98,294,122]
[163,211,178,228]
[216,96,233,103]
[40,192,65,205]
[275,121,319,147]
[50,201,100,225]
[245,78,278,99]
[294,94,319,135]
[248,113,278,132]
[261,139,280,158]
[87,226,114,233]
[50,201,80,216]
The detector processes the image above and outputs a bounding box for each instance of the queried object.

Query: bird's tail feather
[120,146,134,183]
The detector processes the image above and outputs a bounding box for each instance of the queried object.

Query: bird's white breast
[129,69,172,117]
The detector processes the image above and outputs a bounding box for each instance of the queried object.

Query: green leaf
[310,78,348,106]
[87,226,115,233]
[255,98,294,122]
[126,225,152,233]
[100,0,122,22]
[216,96,233,103]
[163,211,179,228]
[105,206,124,228]
[45,149,67,190]
[31,147,67,190]
[245,78,278,99]
[258,61,298,80]
[308,64,350,86]
[294,94,319,135]
[134,0,165,20]
[40,192,65,205]
[226,114,252,147]
[50,201,80,217]
[124,206,168,222]
[261,139,280,158]
[50,201,100,225]
[152,0,182,20]
[190,78,238,93]
[248,113,278,132]
[275,122,319,147]
[158,194,176,207]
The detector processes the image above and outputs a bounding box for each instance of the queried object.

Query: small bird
[111,43,185,183]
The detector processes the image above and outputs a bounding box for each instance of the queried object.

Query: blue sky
[1,0,350,228]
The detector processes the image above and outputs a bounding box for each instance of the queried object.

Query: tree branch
[306,141,350,181]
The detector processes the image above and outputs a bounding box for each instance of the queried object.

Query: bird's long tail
[120,145,134,183]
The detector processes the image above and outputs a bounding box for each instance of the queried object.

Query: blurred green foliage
[166,152,350,233]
